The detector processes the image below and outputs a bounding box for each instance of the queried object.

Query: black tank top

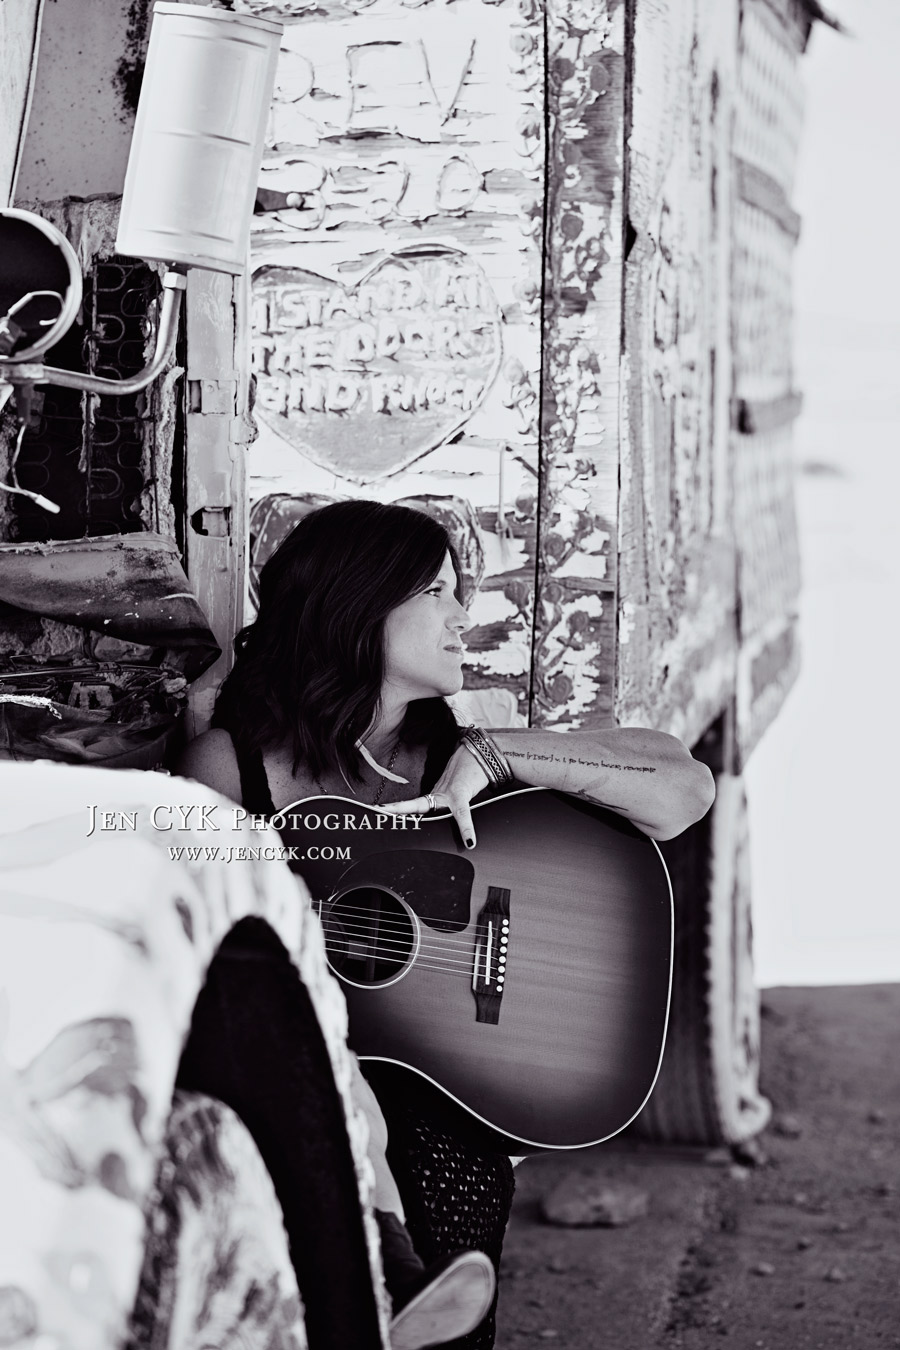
[234,742,278,817]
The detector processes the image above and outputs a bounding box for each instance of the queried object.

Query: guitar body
[278,788,672,1151]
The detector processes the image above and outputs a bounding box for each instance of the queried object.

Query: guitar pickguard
[333,850,474,931]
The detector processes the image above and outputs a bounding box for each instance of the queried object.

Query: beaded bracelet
[459,725,513,786]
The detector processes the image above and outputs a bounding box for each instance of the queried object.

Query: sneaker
[389,1249,496,1350]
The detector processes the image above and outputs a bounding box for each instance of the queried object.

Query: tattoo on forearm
[599,761,657,773]
[503,749,657,774]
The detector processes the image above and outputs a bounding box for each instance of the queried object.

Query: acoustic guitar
[277,787,672,1152]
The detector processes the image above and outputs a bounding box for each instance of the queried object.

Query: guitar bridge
[472,885,510,1025]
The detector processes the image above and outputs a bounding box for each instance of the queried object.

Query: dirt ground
[494,984,900,1349]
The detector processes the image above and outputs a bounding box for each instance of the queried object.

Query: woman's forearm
[487,727,716,841]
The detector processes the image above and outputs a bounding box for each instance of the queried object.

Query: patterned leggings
[373,1075,516,1350]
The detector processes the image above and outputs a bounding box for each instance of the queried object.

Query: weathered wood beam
[533,0,624,729]
[618,0,740,748]
[184,269,248,734]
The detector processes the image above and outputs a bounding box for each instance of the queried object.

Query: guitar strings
[313,899,512,942]
[323,952,478,978]
[318,915,596,981]
[319,917,471,955]
[318,906,596,950]
[316,913,491,951]
[319,925,486,975]
[319,947,496,981]
[318,921,487,971]
[315,896,504,928]
[319,915,469,946]
[318,930,592,978]
[319,918,477,950]
[333,969,482,982]
[317,917,511,975]
[315,909,510,957]
[315,905,594,970]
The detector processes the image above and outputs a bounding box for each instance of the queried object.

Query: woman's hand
[380,744,489,848]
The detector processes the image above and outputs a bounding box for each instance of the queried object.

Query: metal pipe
[0,270,187,397]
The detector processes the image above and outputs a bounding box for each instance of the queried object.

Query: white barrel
[116,3,282,275]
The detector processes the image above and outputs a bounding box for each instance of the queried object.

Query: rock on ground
[541,1174,650,1228]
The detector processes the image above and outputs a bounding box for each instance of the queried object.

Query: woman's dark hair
[213,499,463,788]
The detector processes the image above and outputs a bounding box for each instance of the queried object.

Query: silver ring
[425,793,436,813]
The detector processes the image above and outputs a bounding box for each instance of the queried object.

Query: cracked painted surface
[245,0,625,729]
[245,0,546,722]
[535,0,623,727]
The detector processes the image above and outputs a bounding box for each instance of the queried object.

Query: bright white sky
[747,0,900,986]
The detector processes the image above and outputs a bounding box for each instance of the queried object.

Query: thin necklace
[312,740,402,801]
[372,741,401,806]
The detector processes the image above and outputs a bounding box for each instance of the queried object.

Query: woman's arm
[175,728,243,803]
[384,725,715,847]
[487,726,715,841]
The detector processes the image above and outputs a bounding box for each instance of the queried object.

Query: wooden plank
[184,269,247,734]
[732,422,801,645]
[617,0,740,747]
[734,0,806,198]
[247,0,547,725]
[730,2,806,760]
[731,196,797,406]
[531,0,625,729]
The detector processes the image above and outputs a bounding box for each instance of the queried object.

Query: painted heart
[248,490,485,610]
[251,245,503,483]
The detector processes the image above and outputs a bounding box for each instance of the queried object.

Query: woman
[179,499,715,1349]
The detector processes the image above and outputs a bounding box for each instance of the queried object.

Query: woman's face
[382,552,471,701]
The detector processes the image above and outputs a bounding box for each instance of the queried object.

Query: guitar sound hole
[322,886,416,987]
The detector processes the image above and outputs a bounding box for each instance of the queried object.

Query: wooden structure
[1,0,832,1143]
[245,0,811,772]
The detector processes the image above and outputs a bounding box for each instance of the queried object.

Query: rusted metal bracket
[190,505,232,538]
[732,391,804,435]
[187,377,237,416]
